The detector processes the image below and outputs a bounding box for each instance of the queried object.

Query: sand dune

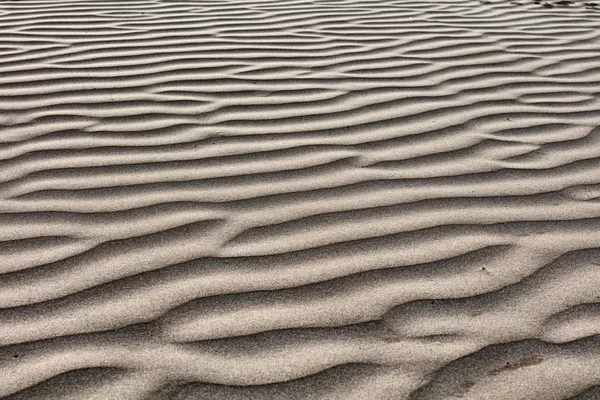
[1,0,600,399]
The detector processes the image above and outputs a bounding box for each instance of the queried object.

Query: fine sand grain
[1,0,600,399]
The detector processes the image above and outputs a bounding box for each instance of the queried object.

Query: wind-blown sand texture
[1,0,600,398]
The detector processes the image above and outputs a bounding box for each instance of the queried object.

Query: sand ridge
[1,0,600,399]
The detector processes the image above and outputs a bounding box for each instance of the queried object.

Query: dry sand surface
[1,0,600,398]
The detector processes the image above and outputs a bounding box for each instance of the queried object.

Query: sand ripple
[1,0,600,399]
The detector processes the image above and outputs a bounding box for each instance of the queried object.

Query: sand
[1,0,600,398]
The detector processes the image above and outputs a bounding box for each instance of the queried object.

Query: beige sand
[1,0,600,398]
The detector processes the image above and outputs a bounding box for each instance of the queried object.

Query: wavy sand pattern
[1,0,600,399]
